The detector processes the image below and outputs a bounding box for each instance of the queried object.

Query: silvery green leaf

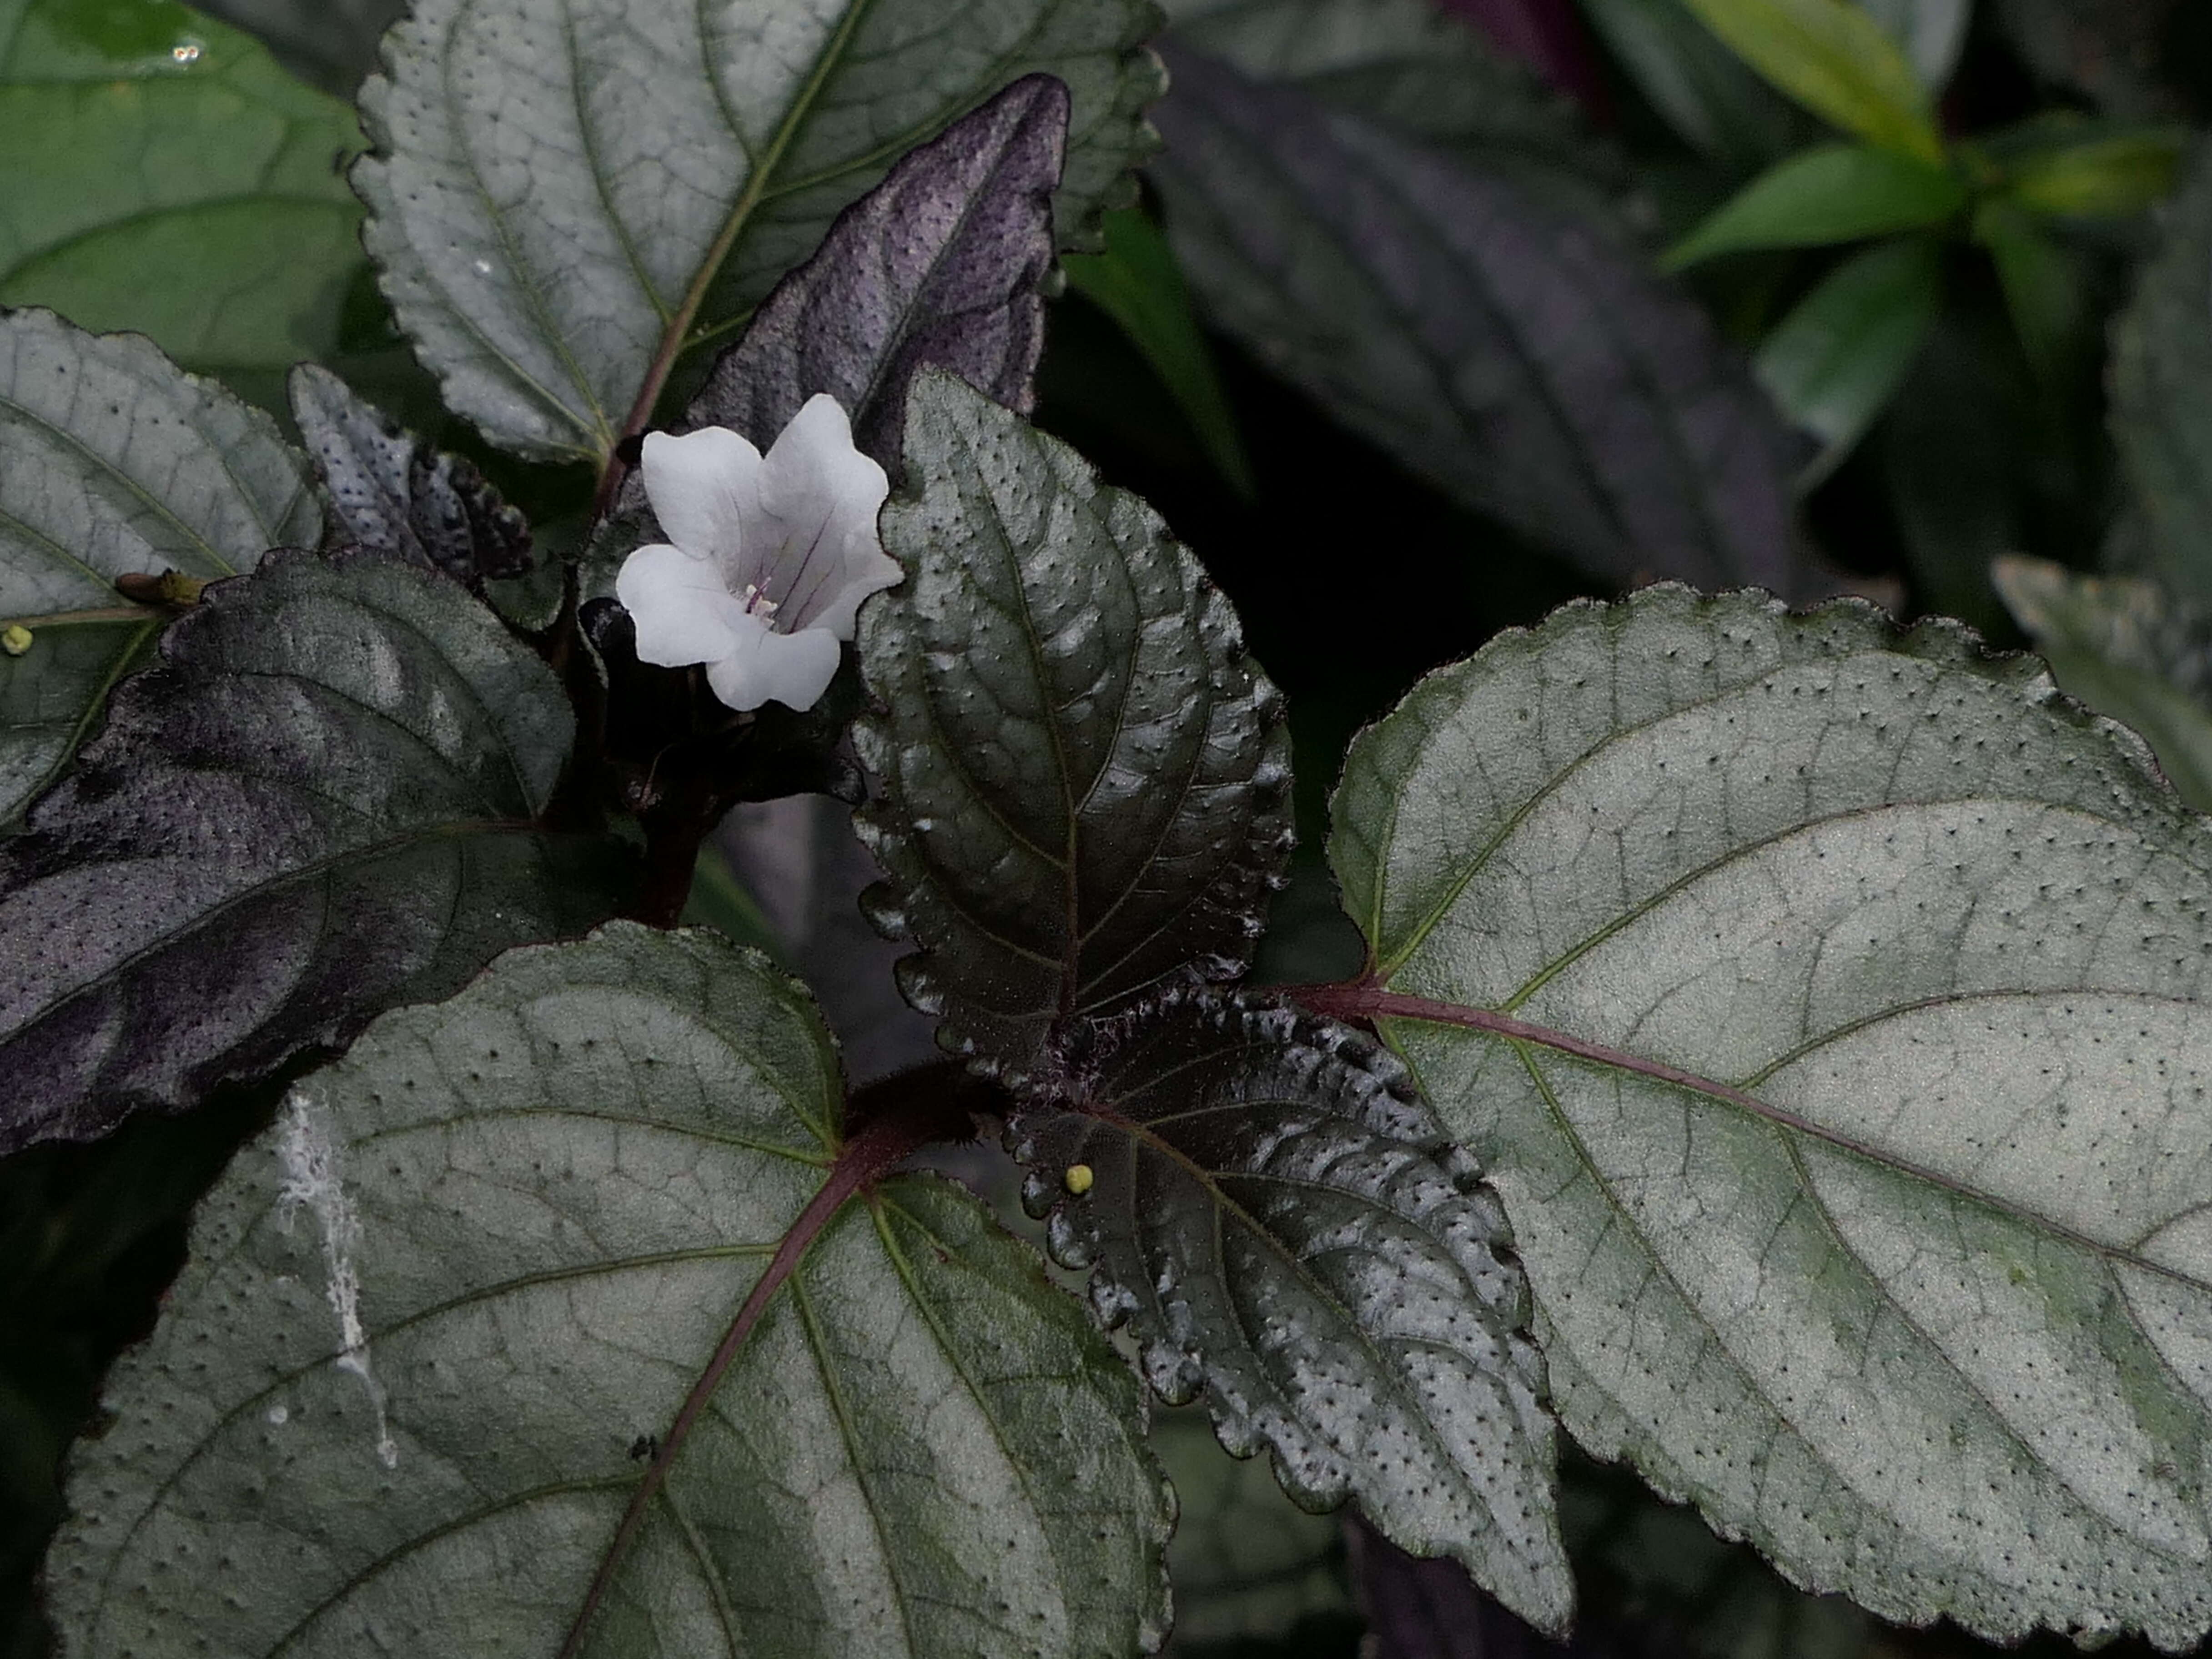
[0,308,319,828]
[1324,583,2212,1649]
[1994,554,2212,811]
[1013,989,1573,1633]
[855,373,1292,1079]
[288,364,533,593]
[355,0,1165,463]
[45,923,1174,1658]
[2111,145,2212,606]
[0,548,629,1154]
[1150,51,1814,596]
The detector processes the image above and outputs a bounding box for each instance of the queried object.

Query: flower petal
[615,543,745,668]
[704,617,844,713]
[756,394,891,636]
[640,426,763,579]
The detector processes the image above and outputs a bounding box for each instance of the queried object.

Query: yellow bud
[1062,1163,1094,1196]
[0,623,30,657]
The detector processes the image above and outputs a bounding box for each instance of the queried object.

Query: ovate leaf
[855,372,1293,1079]
[356,0,1164,463]
[0,307,319,827]
[0,0,367,379]
[1676,0,1942,160]
[1012,989,1572,1631]
[1663,143,1964,269]
[683,75,1069,469]
[0,549,628,1154]
[1754,235,1942,483]
[1995,554,2212,811]
[2111,147,2212,604]
[289,364,532,592]
[46,924,1174,1656]
[1151,50,1812,595]
[1326,584,2212,1649]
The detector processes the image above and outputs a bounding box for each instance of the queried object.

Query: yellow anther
[1,623,30,657]
[1063,1163,1094,1196]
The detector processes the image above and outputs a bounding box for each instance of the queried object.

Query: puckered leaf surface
[0,0,367,380]
[1012,990,1572,1633]
[1329,584,2212,1649]
[355,0,1164,463]
[2111,146,2212,607]
[0,308,319,828]
[1150,50,1812,597]
[855,373,1293,1078]
[0,548,627,1154]
[289,363,533,591]
[686,73,1067,467]
[46,924,1173,1658]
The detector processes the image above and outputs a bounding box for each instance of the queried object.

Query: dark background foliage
[5,0,2212,1652]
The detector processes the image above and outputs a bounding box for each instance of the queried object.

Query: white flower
[614,394,901,713]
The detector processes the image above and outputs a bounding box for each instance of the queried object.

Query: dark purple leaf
[288,364,533,592]
[684,72,1070,467]
[1151,49,1817,598]
[0,549,630,1154]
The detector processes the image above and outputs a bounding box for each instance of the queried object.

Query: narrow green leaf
[1974,198,2086,382]
[0,548,630,1153]
[1326,584,2212,1649]
[1676,0,1944,160]
[1062,207,1256,497]
[1151,50,1815,596]
[1994,555,2212,811]
[0,308,319,828]
[356,0,1165,464]
[1990,125,2186,220]
[855,373,1293,1080]
[1754,236,1942,482]
[1579,0,1802,170]
[1013,989,1573,1632]
[45,924,1174,1656]
[0,0,367,380]
[2112,148,2212,603]
[1664,143,1965,269]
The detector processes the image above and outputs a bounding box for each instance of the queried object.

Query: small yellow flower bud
[1,623,30,657]
[1063,1163,1094,1196]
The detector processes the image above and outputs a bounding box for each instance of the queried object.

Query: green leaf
[1062,207,1255,497]
[1974,198,2086,383]
[1579,0,1802,171]
[356,0,1166,465]
[1754,236,1941,483]
[1160,0,1593,169]
[1663,143,1964,268]
[1151,1408,1355,1646]
[0,307,320,828]
[2112,147,2212,604]
[0,548,630,1154]
[1151,50,1816,596]
[855,373,1293,1080]
[1676,0,1943,160]
[1983,123,2187,220]
[1994,555,2212,812]
[1012,989,1573,1632]
[0,0,367,381]
[45,923,1175,1655]
[1855,0,1969,91]
[1324,584,2212,1650]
